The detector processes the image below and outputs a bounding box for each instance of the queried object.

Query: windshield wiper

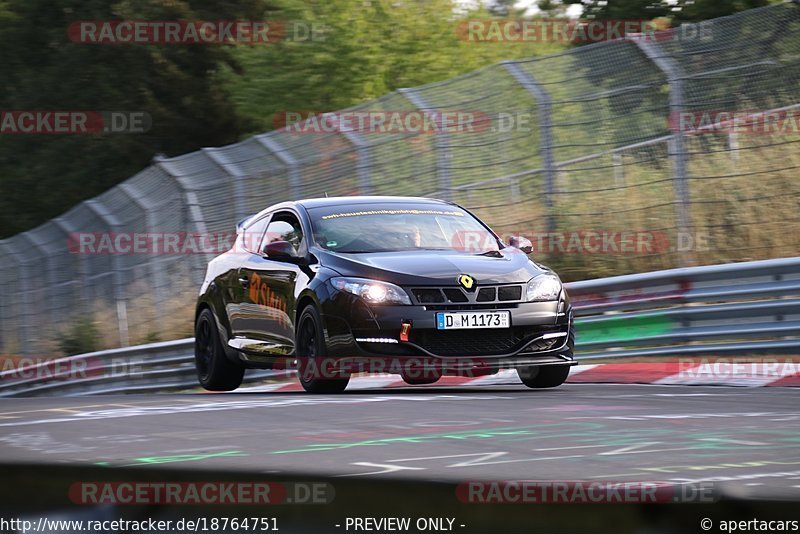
[474,250,503,257]
[335,249,394,253]
[336,248,451,253]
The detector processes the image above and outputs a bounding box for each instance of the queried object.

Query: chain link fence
[1,3,799,354]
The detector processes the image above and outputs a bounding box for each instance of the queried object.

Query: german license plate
[435,311,511,330]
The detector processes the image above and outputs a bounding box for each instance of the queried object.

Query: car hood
[316,248,549,285]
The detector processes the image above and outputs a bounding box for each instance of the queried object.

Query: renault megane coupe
[195,196,575,393]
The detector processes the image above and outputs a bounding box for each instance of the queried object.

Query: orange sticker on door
[249,272,289,326]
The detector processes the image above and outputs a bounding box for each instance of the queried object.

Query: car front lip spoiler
[398,329,572,360]
[332,353,575,375]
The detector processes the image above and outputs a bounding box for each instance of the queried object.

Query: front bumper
[320,289,574,367]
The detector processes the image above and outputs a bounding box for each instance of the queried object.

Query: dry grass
[121,277,196,346]
[471,134,800,281]
[30,268,199,357]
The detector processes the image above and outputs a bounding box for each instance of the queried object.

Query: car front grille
[409,284,524,305]
[412,327,529,356]
[413,288,446,304]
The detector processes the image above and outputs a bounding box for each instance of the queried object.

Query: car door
[231,210,307,356]
[226,213,272,345]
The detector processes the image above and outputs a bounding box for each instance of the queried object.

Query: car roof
[297,196,450,209]
[241,196,455,228]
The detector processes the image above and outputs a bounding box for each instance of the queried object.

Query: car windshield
[307,203,501,254]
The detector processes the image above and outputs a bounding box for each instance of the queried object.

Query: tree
[0,0,274,237]
[224,0,566,135]
[0,0,567,236]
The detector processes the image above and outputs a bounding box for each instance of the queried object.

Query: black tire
[517,328,574,389]
[296,305,350,393]
[194,308,245,391]
[517,364,571,389]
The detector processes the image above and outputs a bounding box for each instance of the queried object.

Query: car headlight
[526,274,562,302]
[330,277,412,305]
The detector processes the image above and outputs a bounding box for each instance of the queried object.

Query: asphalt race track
[1,383,799,500]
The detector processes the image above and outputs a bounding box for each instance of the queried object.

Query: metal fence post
[502,61,557,234]
[53,215,88,315]
[119,182,167,322]
[0,241,29,354]
[633,39,692,266]
[202,148,248,219]
[612,153,625,186]
[84,199,129,347]
[0,250,5,352]
[397,88,452,201]
[257,135,302,200]
[153,158,212,288]
[0,247,8,353]
[326,113,373,195]
[12,240,39,354]
[728,132,740,162]
[22,232,60,335]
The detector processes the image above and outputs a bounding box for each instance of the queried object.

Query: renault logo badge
[457,274,475,291]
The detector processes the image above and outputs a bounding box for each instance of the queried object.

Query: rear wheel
[517,364,570,389]
[195,308,245,391]
[296,305,350,393]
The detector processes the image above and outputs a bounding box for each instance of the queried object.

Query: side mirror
[508,235,533,254]
[263,240,300,262]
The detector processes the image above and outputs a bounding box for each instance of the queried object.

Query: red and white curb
[568,361,800,387]
[235,361,800,392]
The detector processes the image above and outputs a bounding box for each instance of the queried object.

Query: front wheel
[195,308,245,391]
[517,364,571,389]
[296,305,350,394]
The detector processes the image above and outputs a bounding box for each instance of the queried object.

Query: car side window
[242,215,271,254]
[262,211,305,255]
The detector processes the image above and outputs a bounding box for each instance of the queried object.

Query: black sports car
[195,196,575,393]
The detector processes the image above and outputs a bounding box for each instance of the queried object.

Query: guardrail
[2,256,798,396]
[570,256,800,359]
[0,339,287,398]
